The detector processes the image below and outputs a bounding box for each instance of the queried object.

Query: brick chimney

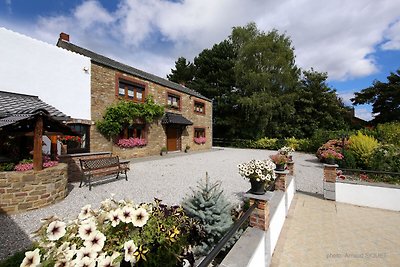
[59,32,70,42]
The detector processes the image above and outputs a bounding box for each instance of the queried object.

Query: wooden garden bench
[79,156,129,190]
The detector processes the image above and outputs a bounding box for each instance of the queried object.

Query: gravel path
[0,147,323,260]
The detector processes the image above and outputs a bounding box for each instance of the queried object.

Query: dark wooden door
[167,127,179,151]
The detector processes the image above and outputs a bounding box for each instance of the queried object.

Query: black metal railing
[337,168,400,184]
[197,202,257,267]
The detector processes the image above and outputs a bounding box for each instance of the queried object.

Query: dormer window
[167,93,180,110]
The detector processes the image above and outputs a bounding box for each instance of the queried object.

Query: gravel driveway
[0,147,323,260]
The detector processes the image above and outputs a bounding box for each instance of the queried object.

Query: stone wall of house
[89,63,212,159]
[0,163,68,214]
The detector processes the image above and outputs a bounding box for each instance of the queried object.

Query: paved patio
[271,193,400,267]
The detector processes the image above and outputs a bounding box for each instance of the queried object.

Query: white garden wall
[265,176,295,265]
[0,27,91,120]
[336,181,400,211]
[221,176,295,267]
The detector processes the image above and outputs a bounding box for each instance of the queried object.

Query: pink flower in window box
[194,137,206,144]
[117,138,147,148]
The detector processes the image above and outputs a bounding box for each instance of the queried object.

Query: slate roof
[0,91,69,120]
[161,112,193,125]
[57,39,211,102]
[0,110,78,136]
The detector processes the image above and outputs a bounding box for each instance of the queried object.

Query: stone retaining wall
[59,152,112,182]
[0,163,68,214]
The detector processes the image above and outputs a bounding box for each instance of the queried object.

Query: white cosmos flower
[108,209,121,227]
[124,240,137,263]
[84,231,106,252]
[132,207,149,227]
[20,248,41,267]
[75,247,97,261]
[120,206,135,223]
[79,204,92,220]
[47,220,66,241]
[78,221,97,240]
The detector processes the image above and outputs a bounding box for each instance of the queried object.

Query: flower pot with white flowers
[278,146,295,161]
[238,159,276,195]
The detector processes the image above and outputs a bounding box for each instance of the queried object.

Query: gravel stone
[0,147,323,260]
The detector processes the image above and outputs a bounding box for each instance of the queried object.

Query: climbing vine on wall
[96,95,164,139]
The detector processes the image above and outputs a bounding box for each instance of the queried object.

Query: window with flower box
[118,80,144,102]
[167,93,180,110]
[117,124,147,148]
[194,128,206,144]
[194,101,205,114]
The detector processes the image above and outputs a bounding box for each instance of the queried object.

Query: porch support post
[50,136,58,160]
[33,117,43,171]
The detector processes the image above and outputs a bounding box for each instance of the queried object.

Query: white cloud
[338,91,355,106]
[2,0,399,80]
[381,19,400,50]
[355,106,374,121]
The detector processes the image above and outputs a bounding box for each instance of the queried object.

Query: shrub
[296,138,312,152]
[252,138,278,149]
[0,162,15,171]
[348,132,379,168]
[375,122,400,146]
[283,137,311,152]
[369,144,400,172]
[338,150,358,169]
[284,137,300,150]
[309,129,352,153]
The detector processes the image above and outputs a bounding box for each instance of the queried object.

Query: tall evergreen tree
[291,69,350,137]
[167,57,195,86]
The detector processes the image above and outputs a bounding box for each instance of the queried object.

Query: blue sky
[1,0,399,121]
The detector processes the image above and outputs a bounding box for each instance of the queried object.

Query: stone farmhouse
[56,33,212,158]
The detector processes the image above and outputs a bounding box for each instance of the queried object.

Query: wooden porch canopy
[0,108,79,171]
